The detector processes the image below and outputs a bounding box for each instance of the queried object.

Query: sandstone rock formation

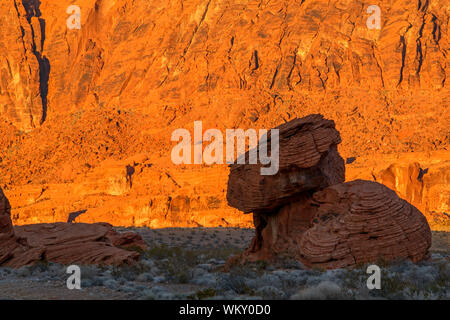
[227,116,432,269]
[232,181,433,269]
[377,161,450,231]
[13,223,144,267]
[227,114,345,213]
[0,0,448,228]
[299,181,431,268]
[0,183,12,234]
[0,186,145,268]
[0,184,39,267]
[240,180,431,269]
[346,151,450,231]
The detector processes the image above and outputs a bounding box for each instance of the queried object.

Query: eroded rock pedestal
[0,186,145,268]
[227,116,432,269]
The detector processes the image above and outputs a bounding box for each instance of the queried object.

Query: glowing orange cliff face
[0,0,448,230]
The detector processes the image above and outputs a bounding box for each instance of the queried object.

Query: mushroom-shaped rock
[227,114,345,214]
[238,180,432,269]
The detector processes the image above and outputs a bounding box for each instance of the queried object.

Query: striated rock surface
[226,118,432,269]
[0,186,145,268]
[2,0,448,126]
[0,0,448,228]
[0,186,43,267]
[12,223,144,267]
[227,114,345,213]
[378,162,450,231]
[0,0,49,130]
[239,180,432,269]
[346,151,450,231]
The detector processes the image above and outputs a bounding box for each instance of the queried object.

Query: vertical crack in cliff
[430,14,442,42]
[397,24,412,87]
[415,2,429,79]
[269,64,280,89]
[418,0,429,13]
[287,46,300,90]
[416,16,425,77]
[18,0,50,125]
[397,36,406,87]
[430,14,446,87]
[12,0,35,127]
[371,44,385,87]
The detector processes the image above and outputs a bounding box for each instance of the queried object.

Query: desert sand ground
[0,228,448,300]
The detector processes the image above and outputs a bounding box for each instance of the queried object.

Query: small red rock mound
[227,116,432,269]
[227,114,345,214]
[0,186,146,268]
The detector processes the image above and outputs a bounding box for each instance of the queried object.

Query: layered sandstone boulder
[12,223,145,267]
[299,181,431,268]
[227,114,345,213]
[0,186,146,268]
[237,181,432,269]
[241,180,431,269]
[227,116,432,269]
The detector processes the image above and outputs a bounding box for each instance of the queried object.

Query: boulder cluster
[227,114,432,269]
[0,187,145,268]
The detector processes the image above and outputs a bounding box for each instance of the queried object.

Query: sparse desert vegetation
[0,228,448,300]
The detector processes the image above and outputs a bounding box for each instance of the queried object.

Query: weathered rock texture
[0,184,38,267]
[238,180,432,269]
[12,223,145,267]
[0,186,145,268]
[227,116,432,269]
[378,162,450,231]
[300,180,432,268]
[0,0,448,228]
[346,151,450,231]
[227,114,345,213]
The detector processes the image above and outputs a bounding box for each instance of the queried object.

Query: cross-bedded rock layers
[227,116,432,269]
[0,0,448,229]
[0,185,145,268]
[227,114,345,213]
